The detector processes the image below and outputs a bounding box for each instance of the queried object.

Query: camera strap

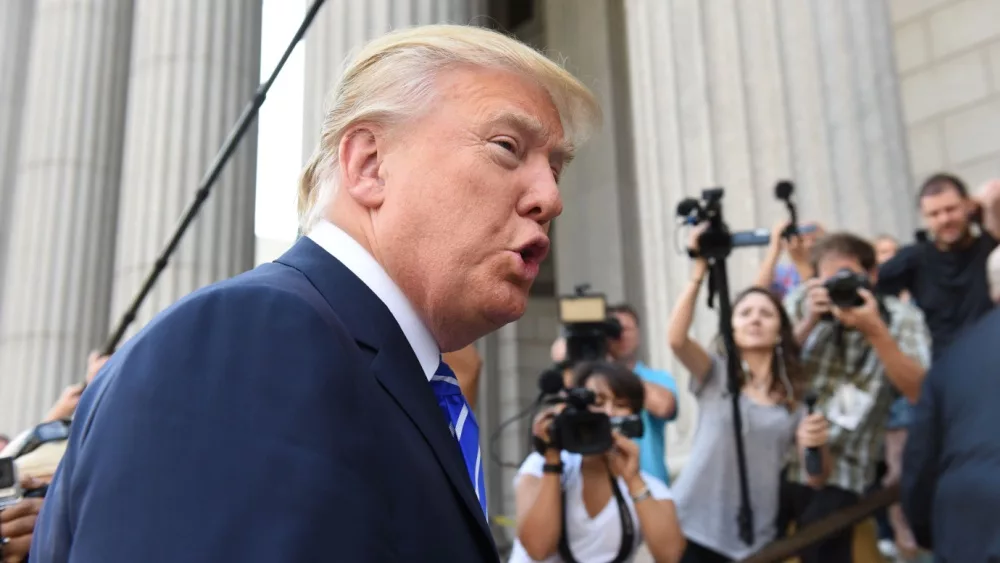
[557,468,636,563]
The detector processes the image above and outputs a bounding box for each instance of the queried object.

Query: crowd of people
[506,174,1000,563]
[2,22,1000,563]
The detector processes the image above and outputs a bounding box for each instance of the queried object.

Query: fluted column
[302,0,487,161]
[622,0,914,468]
[108,1,263,339]
[545,0,644,307]
[0,0,35,302]
[0,0,134,435]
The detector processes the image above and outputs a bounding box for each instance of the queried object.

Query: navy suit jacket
[30,238,500,562]
[902,307,1000,562]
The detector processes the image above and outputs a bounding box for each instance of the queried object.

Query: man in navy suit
[28,24,599,563]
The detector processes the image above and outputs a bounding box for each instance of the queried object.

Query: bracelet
[542,462,563,474]
[631,487,652,504]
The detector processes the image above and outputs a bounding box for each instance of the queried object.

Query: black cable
[96,0,329,365]
[489,397,543,470]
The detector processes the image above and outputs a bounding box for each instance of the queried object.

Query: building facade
[2,0,1000,549]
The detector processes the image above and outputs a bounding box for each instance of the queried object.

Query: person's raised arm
[973,179,1000,241]
[667,259,712,382]
[607,433,685,563]
[875,244,918,298]
[514,409,565,560]
[754,221,791,291]
[834,290,930,402]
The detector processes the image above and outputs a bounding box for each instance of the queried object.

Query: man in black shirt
[877,174,1000,359]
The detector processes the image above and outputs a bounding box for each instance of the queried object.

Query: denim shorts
[886,395,914,430]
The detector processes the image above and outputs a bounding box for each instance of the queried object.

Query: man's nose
[517,167,563,224]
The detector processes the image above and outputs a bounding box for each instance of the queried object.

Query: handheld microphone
[804,392,823,477]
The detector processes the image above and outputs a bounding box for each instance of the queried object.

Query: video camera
[537,384,645,456]
[677,181,806,260]
[533,286,643,455]
[557,284,622,365]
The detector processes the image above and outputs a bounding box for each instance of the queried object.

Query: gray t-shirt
[671,355,803,560]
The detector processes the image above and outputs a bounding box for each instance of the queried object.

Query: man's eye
[493,139,517,154]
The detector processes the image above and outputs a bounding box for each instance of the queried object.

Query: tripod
[686,190,755,547]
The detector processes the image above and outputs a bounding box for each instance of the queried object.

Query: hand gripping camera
[823,268,871,309]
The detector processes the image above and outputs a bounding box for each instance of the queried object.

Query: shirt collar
[306,220,440,380]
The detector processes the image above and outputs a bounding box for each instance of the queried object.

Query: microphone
[774,180,793,200]
[804,392,823,477]
[539,367,566,395]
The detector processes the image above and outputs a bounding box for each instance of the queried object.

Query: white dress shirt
[307,220,440,380]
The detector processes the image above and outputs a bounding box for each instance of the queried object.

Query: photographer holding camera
[783,232,931,563]
[666,224,830,563]
[510,361,685,563]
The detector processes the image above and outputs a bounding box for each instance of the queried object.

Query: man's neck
[936,229,976,252]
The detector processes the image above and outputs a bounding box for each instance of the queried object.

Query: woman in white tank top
[509,361,686,563]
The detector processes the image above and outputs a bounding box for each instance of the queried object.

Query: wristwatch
[631,486,652,504]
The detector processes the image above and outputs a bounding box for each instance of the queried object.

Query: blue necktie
[430,359,487,516]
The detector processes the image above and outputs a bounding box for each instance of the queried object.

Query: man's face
[875,238,898,265]
[372,67,567,348]
[921,187,971,246]
[816,252,872,283]
[609,312,640,360]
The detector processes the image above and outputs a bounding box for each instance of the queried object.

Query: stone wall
[893,0,1000,189]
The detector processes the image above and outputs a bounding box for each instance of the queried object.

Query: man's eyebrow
[486,110,575,165]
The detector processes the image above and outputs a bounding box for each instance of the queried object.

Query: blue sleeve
[901,370,940,550]
[31,285,384,562]
[639,367,679,422]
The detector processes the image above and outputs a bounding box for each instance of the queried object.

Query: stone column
[0,0,134,435]
[0,0,35,301]
[622,0,915,469]
[108,1,263,338]
[302,0,487,161]
[545,0,645,307]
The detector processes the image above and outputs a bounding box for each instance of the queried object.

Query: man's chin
[487,286,529,325]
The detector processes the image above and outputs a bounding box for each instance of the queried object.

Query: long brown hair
[715,287,806,411]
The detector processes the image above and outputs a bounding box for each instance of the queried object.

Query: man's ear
[338,125,385,209]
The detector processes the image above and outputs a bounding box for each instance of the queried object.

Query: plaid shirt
[783,285,932,494]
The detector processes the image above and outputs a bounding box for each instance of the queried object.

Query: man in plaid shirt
[782,232,932,563]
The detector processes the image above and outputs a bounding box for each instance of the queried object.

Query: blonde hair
[297,24,601,233]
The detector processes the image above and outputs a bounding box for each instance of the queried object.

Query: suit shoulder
[148,262,343,335]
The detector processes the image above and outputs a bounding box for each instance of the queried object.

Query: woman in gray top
[665,228,832,562]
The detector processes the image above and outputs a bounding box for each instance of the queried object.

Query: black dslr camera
[535,287,643,455]
[823,268,871,308]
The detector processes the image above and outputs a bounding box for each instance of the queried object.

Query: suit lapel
[369,332,495,544]
[276,238,496,552]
